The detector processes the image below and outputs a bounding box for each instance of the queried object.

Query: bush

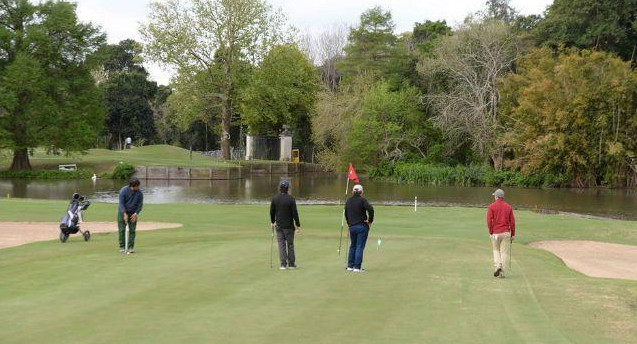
[112,162,136,180]
[384,162,552,188]
[0,169,92,179]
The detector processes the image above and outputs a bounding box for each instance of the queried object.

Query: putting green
[0,199,636,343]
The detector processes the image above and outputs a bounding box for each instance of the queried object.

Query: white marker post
[414,196,418,212]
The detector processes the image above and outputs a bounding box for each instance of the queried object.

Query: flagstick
[338,177,349,256]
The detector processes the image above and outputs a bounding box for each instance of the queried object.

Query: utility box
[292,149,300,163]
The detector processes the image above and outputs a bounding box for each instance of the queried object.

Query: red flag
[347,163,359,183]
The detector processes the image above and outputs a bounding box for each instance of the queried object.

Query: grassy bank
[0,199,636,343]
[0,145,238,175]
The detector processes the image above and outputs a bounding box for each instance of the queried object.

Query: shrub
[384,162,549,188]
[112,162,136,180]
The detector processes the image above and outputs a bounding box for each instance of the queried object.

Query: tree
[411,20,452,56]
[140,0,292,159]
[103,72,158,149]
[482,0,517,24]
[152,85,175,145]
[338,6,408,88]
[94,40,158,149]
[348,82,429,165]
[501,48,637,187]
[419,19,517,169]
[240,44,317,141]
[0,0,106,170]
[535,0,637,62]
[298,24,348,91]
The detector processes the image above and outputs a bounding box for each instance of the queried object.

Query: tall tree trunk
[220,101,231,160]
[220,61,233,160]
[10,148,32,171]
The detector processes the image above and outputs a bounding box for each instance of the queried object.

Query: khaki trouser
[491,232,511,271]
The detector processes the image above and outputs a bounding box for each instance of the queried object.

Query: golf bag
[59,193,91,243]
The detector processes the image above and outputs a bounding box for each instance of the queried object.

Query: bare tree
[419,19,517,169]
[297,24,348,91]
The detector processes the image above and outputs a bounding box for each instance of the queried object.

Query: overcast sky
[74,0,554,85]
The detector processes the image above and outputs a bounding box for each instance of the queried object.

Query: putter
[338,210,345,255]
[509,238,513,272]
[124,223,130,255]
[270,225,275,268]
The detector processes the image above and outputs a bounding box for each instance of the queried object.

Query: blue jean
[348,224,369,269]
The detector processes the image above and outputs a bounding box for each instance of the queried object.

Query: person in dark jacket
[345,184,374,272]
[117,178,143,253]
[270,180,302,270]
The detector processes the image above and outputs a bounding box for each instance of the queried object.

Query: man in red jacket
[487,189,515,278]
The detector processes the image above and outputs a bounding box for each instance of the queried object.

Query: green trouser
[117,212,137,249]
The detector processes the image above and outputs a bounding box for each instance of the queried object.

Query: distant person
[118,178,144,253]
[125,137,132,149]
[487,188,516,278]
[345,184,374,273]
[270,180,302,270]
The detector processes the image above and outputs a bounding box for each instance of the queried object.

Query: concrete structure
[134,162,324,180]
[245,135,254,160]
[279,125,293,162]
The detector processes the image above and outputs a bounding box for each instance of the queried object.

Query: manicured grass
[0,145,238,173]
[0,199,636,343]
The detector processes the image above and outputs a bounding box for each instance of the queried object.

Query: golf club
[338,177,350,256]
[510,237,513,272]
[338,210,345,255]
[270,224,275,268]
[124,223,130,255]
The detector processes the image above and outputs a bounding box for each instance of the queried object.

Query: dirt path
[531,240,637,281]
[0,221,182,249]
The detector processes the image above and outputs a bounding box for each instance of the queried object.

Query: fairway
[1,199,636,343]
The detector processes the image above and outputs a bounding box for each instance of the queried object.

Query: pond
[1,174,637,219]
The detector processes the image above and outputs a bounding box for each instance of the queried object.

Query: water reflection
[2,175,637,219]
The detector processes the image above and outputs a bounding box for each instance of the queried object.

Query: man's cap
[280,180,290,188]
[492,189,505,198]
[353,184,363,192]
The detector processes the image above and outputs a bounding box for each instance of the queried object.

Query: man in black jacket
[270,180,302,270]
[345,184,374,272]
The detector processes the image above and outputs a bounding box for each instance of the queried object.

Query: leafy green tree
[348,82,430,166]
[411,20,452,56]
[501,48,637,187]
[338,6,408,88]
[94,40,158,149]
[240,44,317,141]
[535,0,637,62]
[103,71,158,149]
[165,50,252,151]
[482,0,517,24]
[0,0,106,170]
[152,85,176,145]
[140,0,292,159]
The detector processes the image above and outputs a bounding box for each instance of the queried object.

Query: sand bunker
[0,221,182,249]
[531,240,637,281]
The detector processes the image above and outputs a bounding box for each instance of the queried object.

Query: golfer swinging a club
[118,178,143,253]
[487,188,515,278]
[345,184,374,273]
[270,180,301,270]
